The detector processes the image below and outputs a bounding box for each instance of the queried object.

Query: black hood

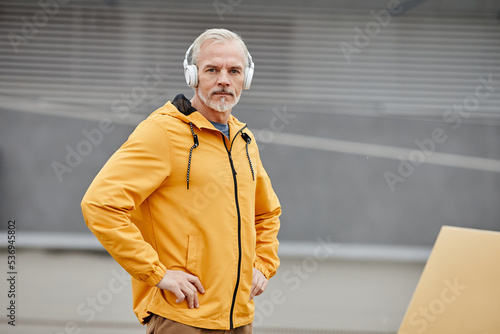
[172,94,197,116]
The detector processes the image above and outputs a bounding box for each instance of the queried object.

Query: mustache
[209,89,234,97]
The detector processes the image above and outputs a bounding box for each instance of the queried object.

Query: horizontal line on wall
[0,232,430,263]
[264,132,500,173]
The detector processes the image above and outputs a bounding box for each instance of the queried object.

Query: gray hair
[190,28,250,69]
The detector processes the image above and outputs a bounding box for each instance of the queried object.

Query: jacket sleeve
[253,148,281,279]
[81,118,170,286]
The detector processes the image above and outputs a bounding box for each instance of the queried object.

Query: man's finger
[182,282,198,309]
[249,288,256,300]
[187,274,205,294]
[255,279,268,296]
[184,275,202,308]
[173,287,185,304]
[249,269,268,300]
[249,280,261,300]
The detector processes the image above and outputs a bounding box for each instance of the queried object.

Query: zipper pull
[241,132,251,144]
[193,133,199,147]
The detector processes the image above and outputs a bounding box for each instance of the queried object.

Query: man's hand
[249,268,268,301]
[156,270,205,309]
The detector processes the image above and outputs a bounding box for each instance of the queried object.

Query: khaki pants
[146,314,253,334]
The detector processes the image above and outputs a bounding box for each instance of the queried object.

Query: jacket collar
[149,94,247,133]
[151,95,254,189]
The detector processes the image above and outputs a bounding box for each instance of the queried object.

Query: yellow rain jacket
[81,95,281,330]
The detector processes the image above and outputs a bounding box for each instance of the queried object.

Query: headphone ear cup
[184,64,198,87]
[243,66,254,90]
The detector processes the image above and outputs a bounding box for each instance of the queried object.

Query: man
[81,28,281,333]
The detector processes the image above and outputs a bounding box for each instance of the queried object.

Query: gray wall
[0,107,134,233]
[2,105,499,246]
[1,0,500,246]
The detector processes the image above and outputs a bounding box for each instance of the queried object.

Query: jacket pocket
[186,234,199,276]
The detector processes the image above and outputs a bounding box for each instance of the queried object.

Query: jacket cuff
[141,262,167,287]
[254,262,274,280]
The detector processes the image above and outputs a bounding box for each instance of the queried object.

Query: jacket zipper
[222,125,247,329]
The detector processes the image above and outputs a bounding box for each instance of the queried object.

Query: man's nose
[217,71,230,87]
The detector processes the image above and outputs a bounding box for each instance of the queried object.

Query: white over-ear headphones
[183,43,254,90]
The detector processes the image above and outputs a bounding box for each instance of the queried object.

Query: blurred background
[0,0,499,333]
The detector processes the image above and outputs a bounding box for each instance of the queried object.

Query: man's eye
[231,70,240,74]
[208,69,216,72]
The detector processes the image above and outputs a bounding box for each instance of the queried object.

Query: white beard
[199,90,240,112]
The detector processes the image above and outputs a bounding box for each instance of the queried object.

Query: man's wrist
[253,265,270,279]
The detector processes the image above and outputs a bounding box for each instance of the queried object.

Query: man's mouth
[211,91,233,97]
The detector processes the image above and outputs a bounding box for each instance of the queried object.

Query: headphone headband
[183,42,254,89]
